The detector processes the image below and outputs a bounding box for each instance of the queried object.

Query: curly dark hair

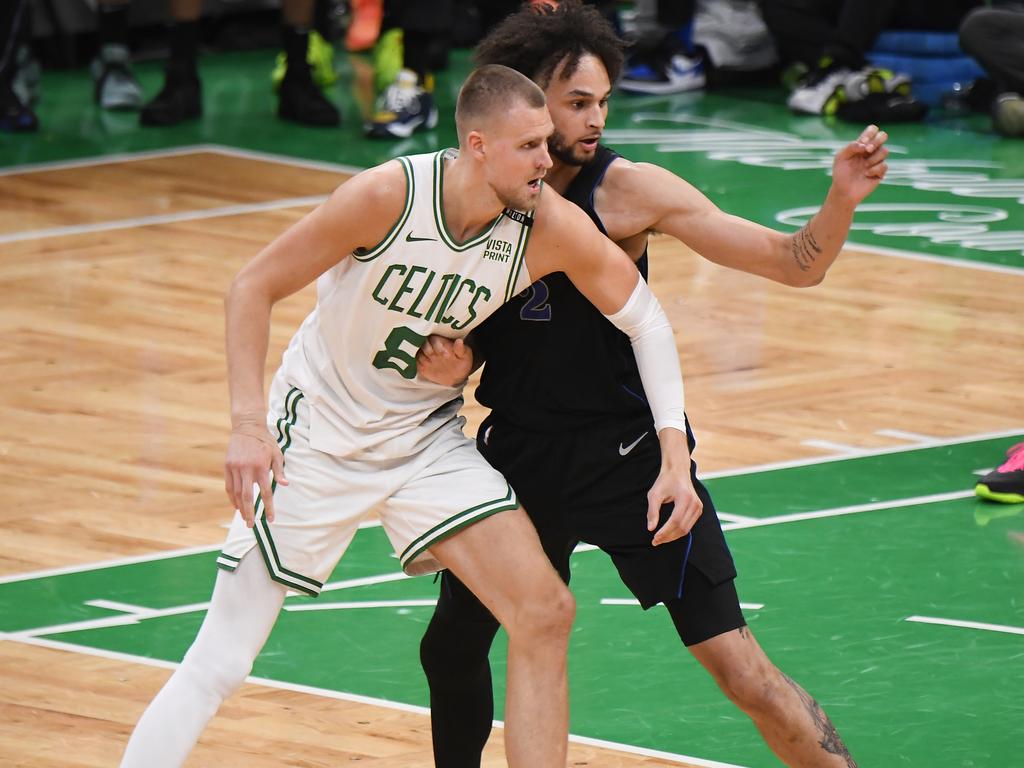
[473,1,626,89]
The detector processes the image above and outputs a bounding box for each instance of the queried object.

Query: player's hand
[224,414,287,528]
[646,429,703,546]
[416,336,473,387]
[831,124,889,205]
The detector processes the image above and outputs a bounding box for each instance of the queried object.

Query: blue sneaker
[366,69,438,139]
[619,51,705,94]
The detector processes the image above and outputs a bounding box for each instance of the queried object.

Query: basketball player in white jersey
[120,65,701,768]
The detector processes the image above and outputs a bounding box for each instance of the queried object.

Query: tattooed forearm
[790,226,823,272]
[781,673,858,767]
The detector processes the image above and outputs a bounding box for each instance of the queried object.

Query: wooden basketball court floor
[2,57,1023,768]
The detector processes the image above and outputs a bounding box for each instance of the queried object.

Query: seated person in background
[959,3,1024,138]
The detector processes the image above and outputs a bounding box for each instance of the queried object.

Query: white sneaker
[91,44,142,110]
[787,66,853,115]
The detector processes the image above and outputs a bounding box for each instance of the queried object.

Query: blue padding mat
[868,53,985,84]
[872,30,965,57]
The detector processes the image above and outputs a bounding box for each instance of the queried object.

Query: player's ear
[466,130,486,160]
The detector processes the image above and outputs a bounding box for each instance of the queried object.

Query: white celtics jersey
[277,149,536,457]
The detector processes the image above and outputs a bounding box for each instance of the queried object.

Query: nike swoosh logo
[405,232,437,242]
[618,432,649,456]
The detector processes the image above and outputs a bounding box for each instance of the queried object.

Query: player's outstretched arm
[528,192,702,544]
[626,125,889,287]
[224,161,407,526]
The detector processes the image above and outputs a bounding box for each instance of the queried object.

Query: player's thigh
[431,506,573,631]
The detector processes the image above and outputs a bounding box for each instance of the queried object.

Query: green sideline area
[4,434,1022,767]
[3,48,1023,270]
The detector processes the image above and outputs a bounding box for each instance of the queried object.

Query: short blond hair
[455,64,547,145]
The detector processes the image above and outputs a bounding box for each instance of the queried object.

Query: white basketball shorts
[216,379,517,596]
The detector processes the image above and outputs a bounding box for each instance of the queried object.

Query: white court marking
[905,615,1024,637]
[601,598,766,611]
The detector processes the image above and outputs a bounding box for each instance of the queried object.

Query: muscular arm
[225,162,407,418]
[601,126,889,287]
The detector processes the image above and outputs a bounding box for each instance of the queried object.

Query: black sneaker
[278,69,340,126]
[140,73,202,127]
[976,443,1024,504]
[365,69,437,138]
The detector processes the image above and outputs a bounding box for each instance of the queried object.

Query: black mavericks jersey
[473,145,651,431]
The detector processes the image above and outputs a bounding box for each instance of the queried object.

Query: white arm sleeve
[603,275,686,433]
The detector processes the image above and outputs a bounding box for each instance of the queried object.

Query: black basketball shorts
[476,413,746,646]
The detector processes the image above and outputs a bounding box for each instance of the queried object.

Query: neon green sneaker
[272,31,338,91]
[372,28,404,95]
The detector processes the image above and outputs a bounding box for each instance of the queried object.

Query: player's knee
[508,582,575,643]
[718,664,783,716]
[182,645,255,700]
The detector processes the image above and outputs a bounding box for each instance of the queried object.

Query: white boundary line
[4,635,750,768]
[6,569,414,639]
[720,490,975,531]
[845,239,1024,277]
[905,615,1024,637]
[602,598,765,611]
[0,144,362,178]
[0,196,329,245]
[800,439,866,456]
[874,429,938,445]
[0,145,220,177]
[0,519,383,585]
[284,599,437,612]
[698,426,1024,480]
[206,143,363,176]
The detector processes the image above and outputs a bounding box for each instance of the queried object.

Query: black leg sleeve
[960,8,1024,94]
[421,570,502,768]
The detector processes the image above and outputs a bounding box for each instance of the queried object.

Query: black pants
[759,0,982,68]
[0,0,30,87]
[960,7,1024,94]
[419,415,743,768]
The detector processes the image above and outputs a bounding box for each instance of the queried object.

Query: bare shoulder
[527,185,603,276]
[601,157,670,195]
[332,158,408,210]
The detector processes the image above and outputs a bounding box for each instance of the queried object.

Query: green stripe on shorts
[399,484,518,570]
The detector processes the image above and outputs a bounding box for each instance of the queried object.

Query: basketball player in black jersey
[415,3,888,766]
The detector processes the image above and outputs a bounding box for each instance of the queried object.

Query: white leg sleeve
[120,552,287,768]
[604,276,687,433]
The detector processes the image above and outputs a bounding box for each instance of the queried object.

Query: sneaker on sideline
[92,44,143,110]
[366,69,437,138]
[619,51,705,94]
[976,443,1024,504]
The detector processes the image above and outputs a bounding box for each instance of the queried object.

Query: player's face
[544,54,611,167]
[484,103,554,211]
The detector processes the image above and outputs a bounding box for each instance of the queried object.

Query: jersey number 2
[519,280,552,322]
[373,326,427,379]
